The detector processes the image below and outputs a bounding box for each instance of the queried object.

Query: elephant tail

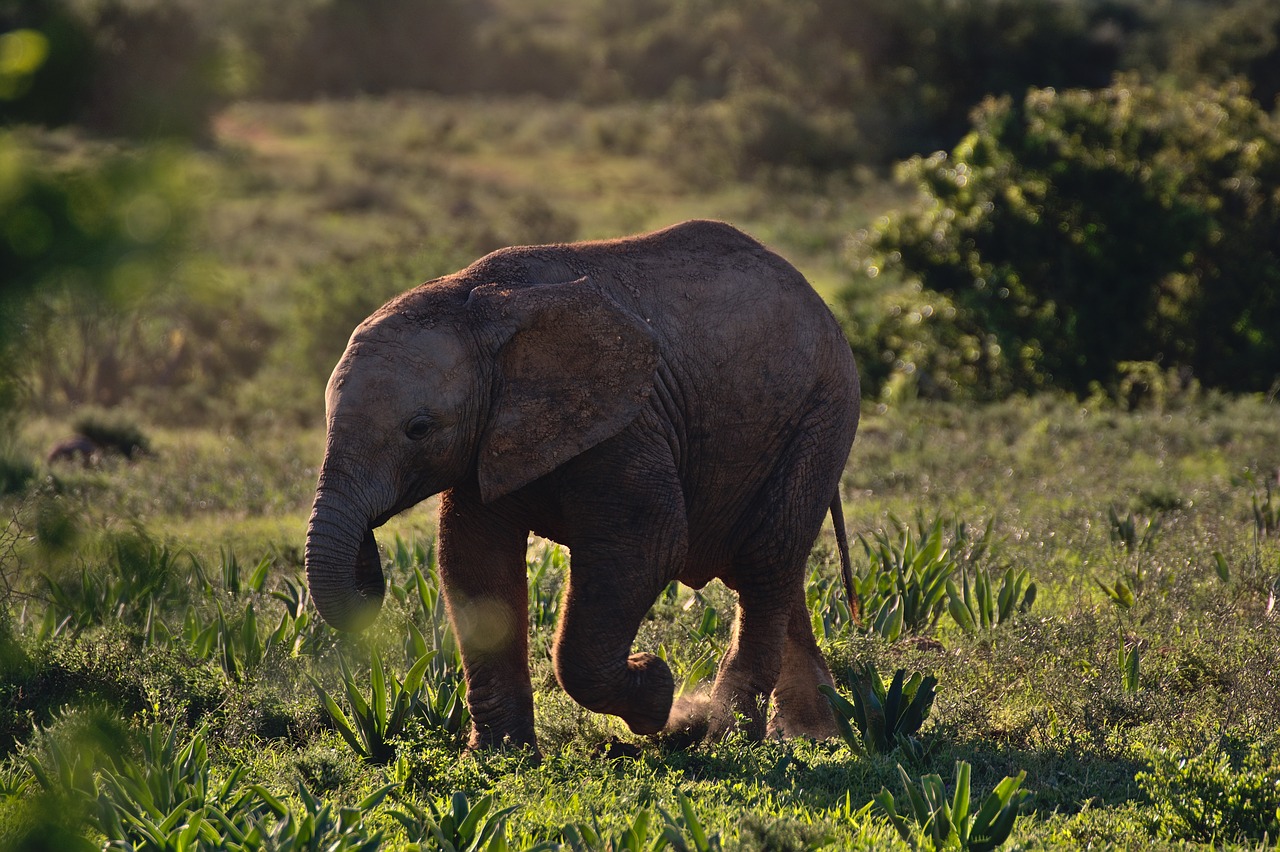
[830,493,862,626]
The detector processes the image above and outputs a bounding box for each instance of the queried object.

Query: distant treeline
[3,0,1278,165]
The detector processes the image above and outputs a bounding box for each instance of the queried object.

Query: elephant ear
[471,276,659,504]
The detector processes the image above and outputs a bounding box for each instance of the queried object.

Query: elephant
[304,219,860,753]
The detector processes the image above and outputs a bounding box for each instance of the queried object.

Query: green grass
[3,392,1278,849]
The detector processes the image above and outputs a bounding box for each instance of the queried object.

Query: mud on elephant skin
[304,219,860,753]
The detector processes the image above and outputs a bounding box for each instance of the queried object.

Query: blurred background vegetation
[1,0,1279,440]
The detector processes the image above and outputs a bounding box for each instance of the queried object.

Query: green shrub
[840,75,1280,400]
[1136,741,1280,843]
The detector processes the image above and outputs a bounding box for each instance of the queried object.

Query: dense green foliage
[840,75,1280,400]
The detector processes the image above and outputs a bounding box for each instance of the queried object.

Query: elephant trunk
[305,478,390,633]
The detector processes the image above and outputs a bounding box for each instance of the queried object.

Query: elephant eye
[404,415,434,441]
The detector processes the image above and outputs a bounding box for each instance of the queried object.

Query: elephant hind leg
[710,423,847,742]
[705,593,789,741]
[768,591,838,739]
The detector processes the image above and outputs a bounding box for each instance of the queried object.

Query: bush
[1,0,233,139]
[839,75,1280,400]
[71,409,149,459]
[0,454,34,496]
[1136,741,1280,843]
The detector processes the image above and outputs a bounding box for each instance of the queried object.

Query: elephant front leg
[552,449,689,736]
[553,574,678,736]
[438,492,537,753]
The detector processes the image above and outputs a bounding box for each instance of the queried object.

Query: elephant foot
[618,652,675,735]
[465,733,542,764]
[556,651,674,736]
[465,716,541,760]
[767,696,839,740]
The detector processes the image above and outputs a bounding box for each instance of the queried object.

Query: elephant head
[304,275,659,632]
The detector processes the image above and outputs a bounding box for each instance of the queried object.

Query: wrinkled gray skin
[305,220,859,753]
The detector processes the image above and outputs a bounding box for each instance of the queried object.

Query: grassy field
[2,95,1279,850]
[6,394,1279,849]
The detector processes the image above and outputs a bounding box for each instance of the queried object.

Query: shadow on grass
[647,732,1147,819]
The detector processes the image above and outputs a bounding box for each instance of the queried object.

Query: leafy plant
[1249,475,1279,538]
[417,672,470,738]
[528,541,567,633]
[389,791,518,852]
[1117,638,1141,696]
[561,808,661,852]
[247,780,392,852]
[946,564,1035,633]
[656,791,722,852]
[1096,577,1142,695]
[1095,578,1136,612]
[194,550,272,599]
[41,533,188,636]
[310,648,434,764]
[875,761,1028,851]
[92,721,260,850]
[386,538,463,684]
[659,644,720,699]
[853,516,957,640]
[658,594,725,697]
[1108,507,1162,555]
[821,665,937,757]
[807,564,856,642]
[22,706,122,803]
[22,714,283,851]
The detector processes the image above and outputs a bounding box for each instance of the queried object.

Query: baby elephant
[305,220,859,752]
